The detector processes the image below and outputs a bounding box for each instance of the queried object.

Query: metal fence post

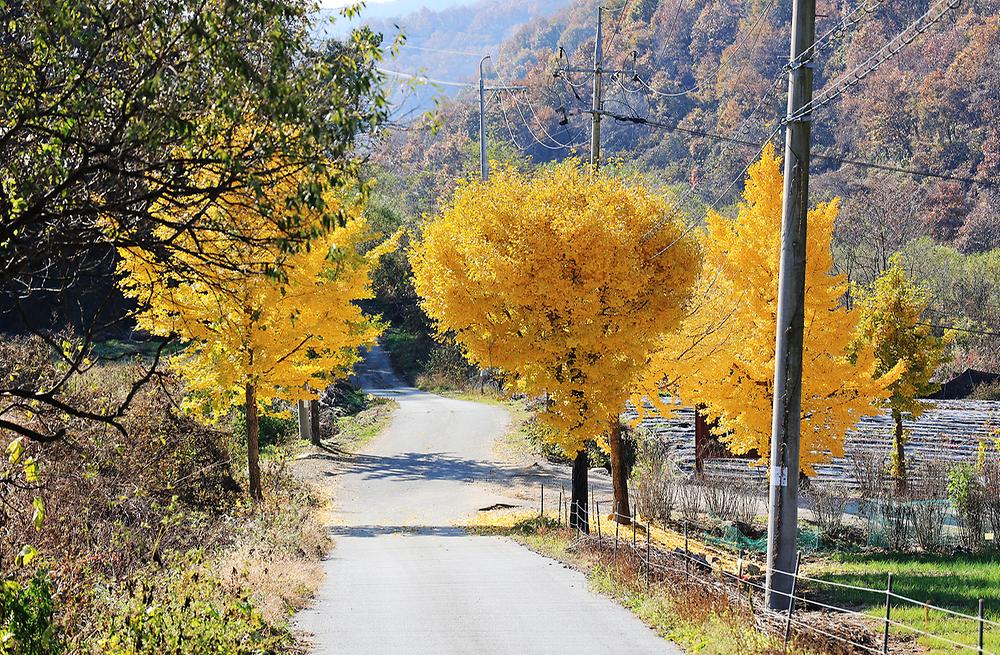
[883,572,894,655]
[558,489,563,527]
[540,482,544,519]
[684,522,690,579]
[783,551,802,652]
[589,483,593,521]
[646,523,651,593]
[596,501,602,541]
[632,507,637,548]
[614,513,620,565]
[979,598,985,655]
[738,549,745,592]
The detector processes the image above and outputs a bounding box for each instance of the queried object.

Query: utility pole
[479,55,489,180]
[590,6,603,170]
[554,7,634,171]
[478,55,526,181]
[765,0,816,612]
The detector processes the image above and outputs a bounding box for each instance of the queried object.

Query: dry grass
[213,459,331,624]
[466,512,838,655]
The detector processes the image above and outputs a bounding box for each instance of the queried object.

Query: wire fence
[537,483,998,655]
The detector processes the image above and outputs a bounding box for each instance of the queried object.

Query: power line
[594,109,999,188]
[921,323,1000,339]
[605,0,631,57]
[654,0,685,63]
[786,0,963,123]
[788,0,888,68]
[376,67,475,88]
[401,44,484,57]
[491,59,588,150]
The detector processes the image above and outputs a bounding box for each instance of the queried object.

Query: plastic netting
[707,523,823,553]
[860,499,961,550]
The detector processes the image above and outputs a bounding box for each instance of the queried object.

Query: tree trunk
[297,399,310,441]
[893,410,907,494]
[608,418,631,525]
[569,449,589,533]
[245,383,263,502]
[309,398,321,446]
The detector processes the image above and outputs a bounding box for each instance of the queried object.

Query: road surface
[295,346,679,654]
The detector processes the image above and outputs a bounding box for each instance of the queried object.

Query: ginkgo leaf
[411,159,699,454]
[17,544,39,566]
[32,497,45,530]
[7,436,24,464]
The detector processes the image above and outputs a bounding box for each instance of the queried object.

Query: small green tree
[852,254,951,491]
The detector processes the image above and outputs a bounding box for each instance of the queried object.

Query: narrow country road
[295,346,680,654]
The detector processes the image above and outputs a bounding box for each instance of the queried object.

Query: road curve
[295,346,680,654]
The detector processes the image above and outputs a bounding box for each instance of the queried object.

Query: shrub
[0,569,62,655]
[89,559,289,655]
[948,463,986,551]
[677,479,702,524]
[874,498,914,552]
[805,484,850,539]
[632,459,678,524]
[979,446,1000,547]
[414,338,476,390]
[848,448,890,507]
[910,459,951,552]
[232,406,297,451]
[969,380,1000,401]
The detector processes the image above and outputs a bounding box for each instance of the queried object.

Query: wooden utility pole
[479,55,489,181]
[478,55,526,181]
[590,6,603,170]
[766,0,816,612]
[554,6,633,172]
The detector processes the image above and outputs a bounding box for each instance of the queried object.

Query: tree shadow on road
[333,450,522,484]
[327,525,469,538]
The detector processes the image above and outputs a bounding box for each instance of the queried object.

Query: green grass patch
[431,389,510,405]
[809,552,1000,654]
[330,395,396,451]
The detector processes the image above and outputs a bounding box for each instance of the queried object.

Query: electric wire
[598,110,999,189]
[788,0,888,67]
[376,67,475,88]
[605,0,632,56]
[786,0,964,122]
[491,59,589,150]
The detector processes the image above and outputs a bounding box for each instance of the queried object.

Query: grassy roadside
[468,513,823,655]
[329,394,397,451]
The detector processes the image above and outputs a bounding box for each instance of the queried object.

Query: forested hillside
[366,0,570,82]
[369,0,1000,376]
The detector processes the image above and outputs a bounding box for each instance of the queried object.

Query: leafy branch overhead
[0,0,391,442]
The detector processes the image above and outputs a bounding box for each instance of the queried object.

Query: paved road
[296,346,679,654]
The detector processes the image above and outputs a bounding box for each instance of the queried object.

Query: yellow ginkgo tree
[640,144,896,475]
[850,254,951,491]
[411,160,700,528]
[118,171,394,500]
